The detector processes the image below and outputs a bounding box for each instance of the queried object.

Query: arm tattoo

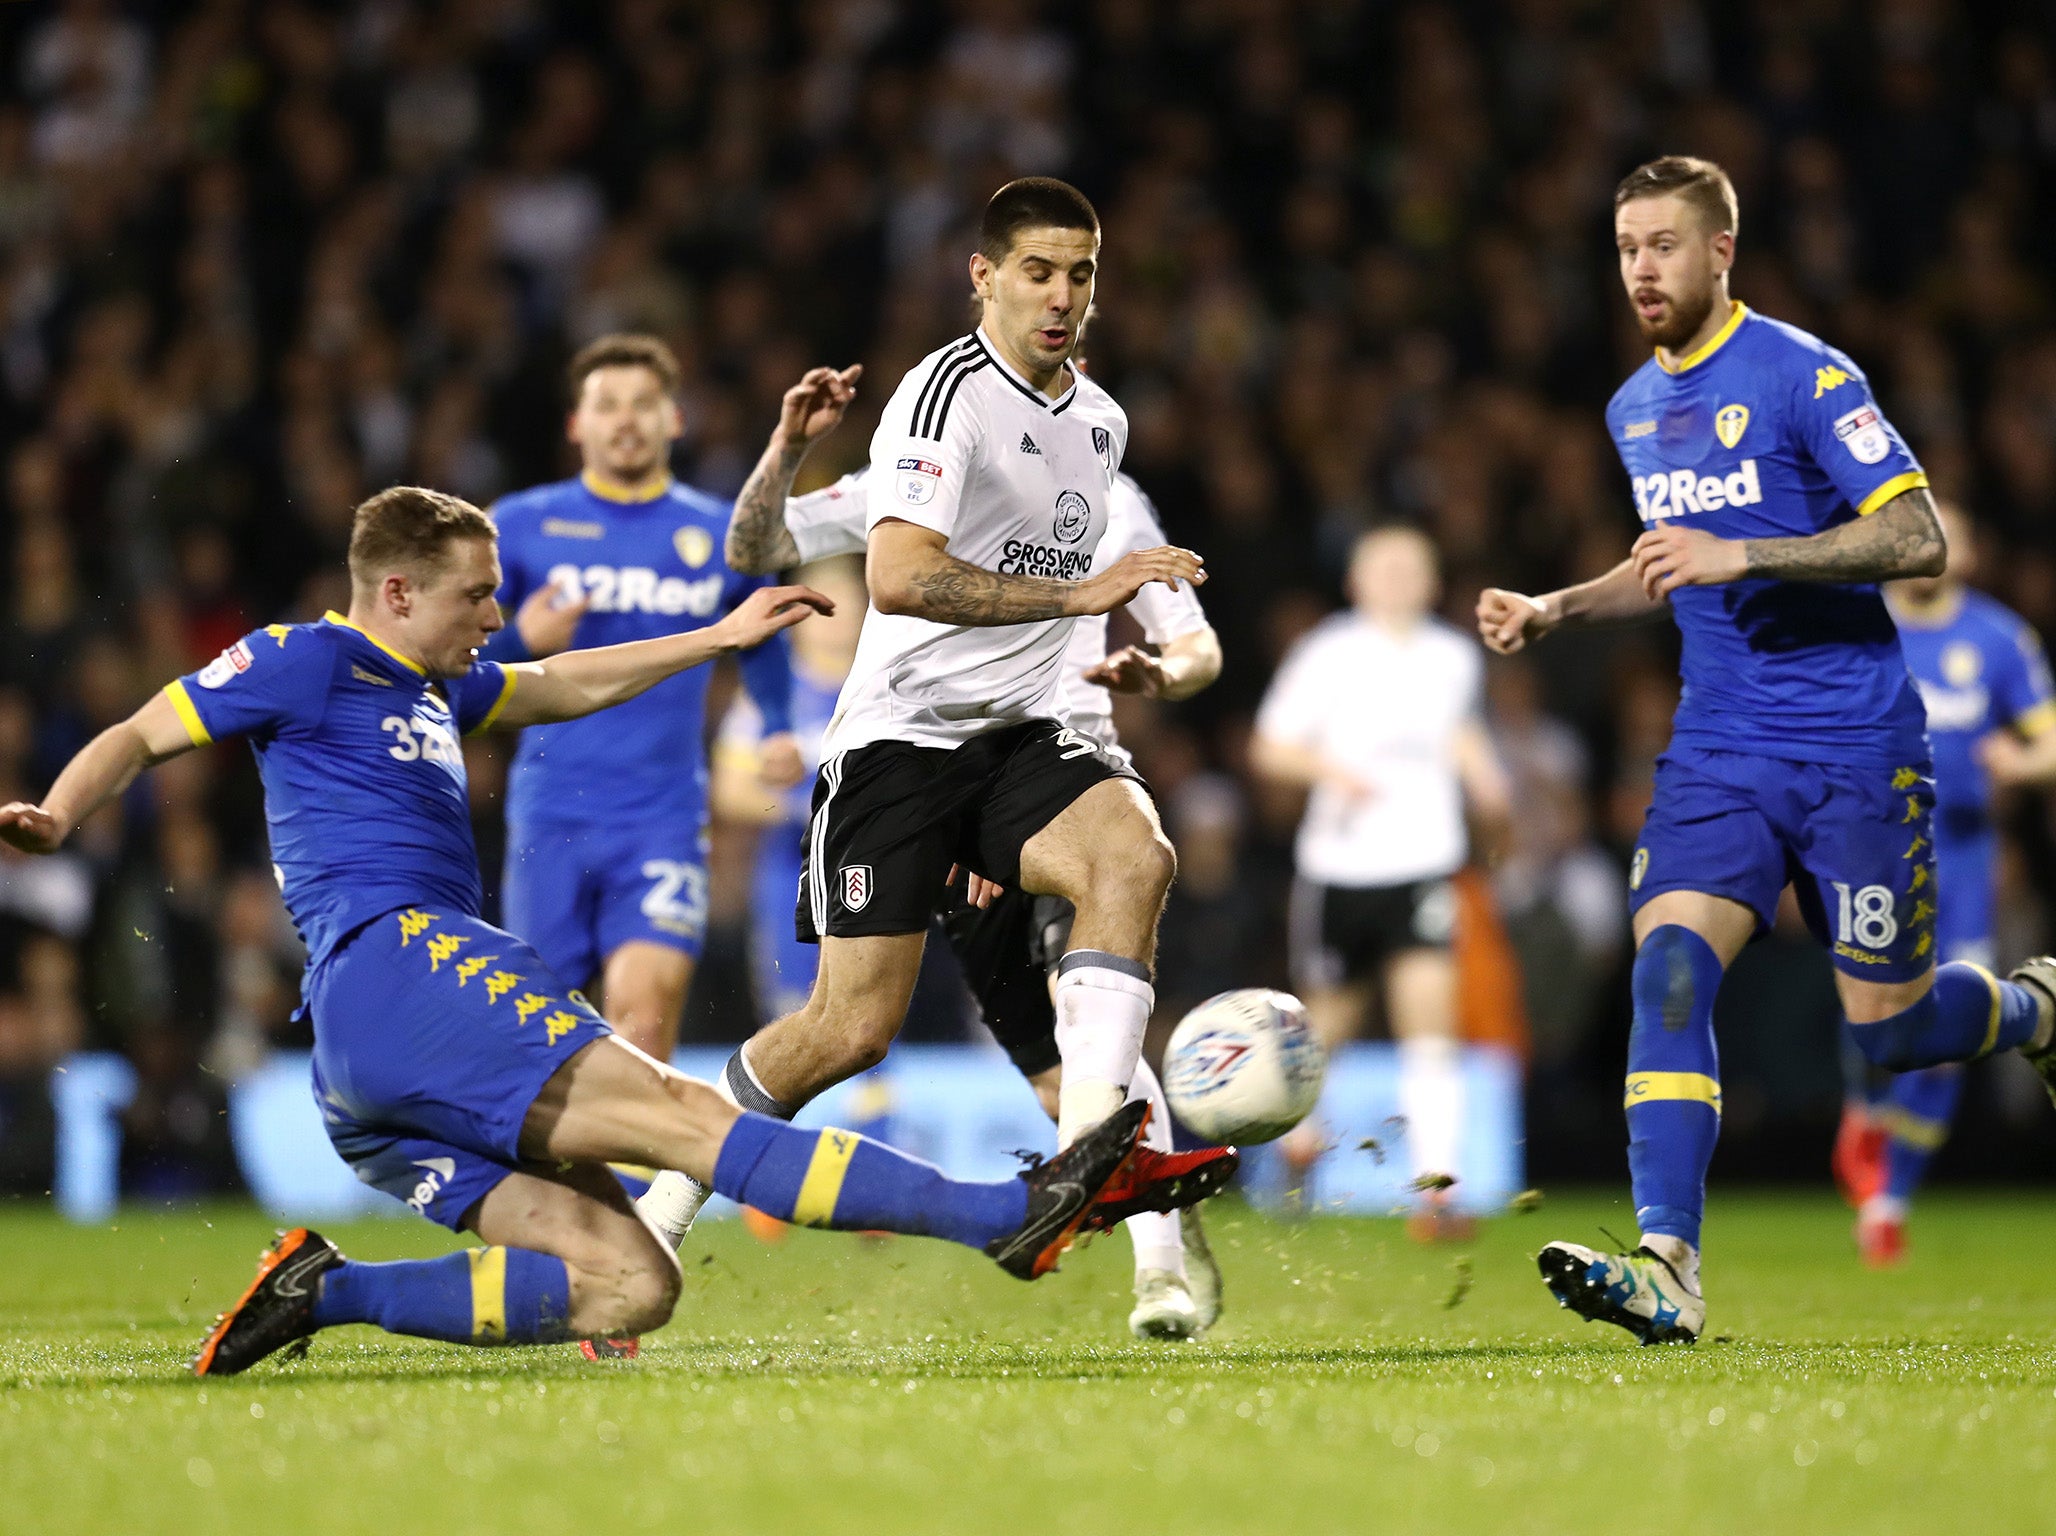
[909,554,1076,624]
[1742,488,1946,584]
[725,449,804,574]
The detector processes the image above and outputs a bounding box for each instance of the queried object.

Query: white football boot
[1537,1240,1704,1346]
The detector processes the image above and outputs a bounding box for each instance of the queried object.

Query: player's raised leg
[1018,777,1177,1146]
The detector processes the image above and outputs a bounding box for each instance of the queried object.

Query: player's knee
[1848,993,1938,1072]
[1087,821,1176,906]
[613,1249,684,1335]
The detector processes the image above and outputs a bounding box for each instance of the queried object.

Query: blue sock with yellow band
[1881,1064,1963,1202]
[1847,962,2039,1071]
[711,1112,1027,1248]
[1625,926,1725,1248]
[310,1247,571,1345]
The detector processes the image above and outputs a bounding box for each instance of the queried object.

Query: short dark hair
[1614,156,1739,238]
[566,333,681,402]
[348,486,494,589]
[979,177,1100,261]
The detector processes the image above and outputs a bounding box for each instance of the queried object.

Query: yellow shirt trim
[466,668,519,737]
[580,469,674,504]
[2015,700,2056,740]
[1655,300,1748,375]
[324,611,427,675]
[163,681,212,746]
[1854,470,1930,517]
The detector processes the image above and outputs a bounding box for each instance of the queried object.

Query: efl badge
[674,526,713,568]
[841,864,873,912]
[1714,404,1749,450]
[896,457,941,507]
[1833,405,1891,465]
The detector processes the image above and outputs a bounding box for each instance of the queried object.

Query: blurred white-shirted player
[1253,527,1511,1236]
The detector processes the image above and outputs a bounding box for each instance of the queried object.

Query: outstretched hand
[0,803,62,855]
[1085,645,1168,697]
[1475,588,1552,655]
[775,365,863,453]
[1078,546,1206,616]
[514,578,588,658]
[715,585,835,651]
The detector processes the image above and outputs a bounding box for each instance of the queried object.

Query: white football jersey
[820,329,1130,755]
[1256,613,1484,886]
[785,469,1206,765]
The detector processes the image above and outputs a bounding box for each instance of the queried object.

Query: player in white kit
[1253,527,1511,1236]
[634,178,1236,1323]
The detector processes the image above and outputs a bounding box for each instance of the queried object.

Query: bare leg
[595,940,695,1061]
[737,931,928,1110]
[467,1161,682,1339]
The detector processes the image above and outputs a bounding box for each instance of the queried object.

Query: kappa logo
[1052,489,1091,545]
[841,864,873,912]
[406,1156,457,1215]
[1019,432,1041,455]
[350,664,392,687]
[1814,365,1852,399]
[540,517,604,539]
[1713,403,1749,450]
[1623,420,1658,439]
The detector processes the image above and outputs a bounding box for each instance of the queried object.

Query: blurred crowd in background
[5,0,2056,1201]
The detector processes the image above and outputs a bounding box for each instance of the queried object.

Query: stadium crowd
[4,0,2056,1198]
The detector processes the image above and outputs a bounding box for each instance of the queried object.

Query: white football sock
[637,1171,710,1250]
[1399,1034,1464,1184]
[1054,951,1154,1147]
[1638,1232,1702,1297]
[1123,1057,1185,1279]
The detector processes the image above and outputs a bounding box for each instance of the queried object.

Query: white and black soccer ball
[1162,988,1326,1145]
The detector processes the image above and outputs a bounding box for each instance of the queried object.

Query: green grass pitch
[4,1192,2054,1535]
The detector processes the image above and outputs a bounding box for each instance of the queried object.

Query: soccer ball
[1161,988,1325,1144]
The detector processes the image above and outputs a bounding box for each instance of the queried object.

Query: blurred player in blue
[0,487,1170,1375]
[1478,156,2056,1344]
[1834,501,2056,1265]
[485,334,804,1065]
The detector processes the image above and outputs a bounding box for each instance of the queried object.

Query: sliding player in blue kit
[0,487,1179,1375]
[1834,501,2056,1265]
[1478,157,2056,1343]
[485,334,803,1064]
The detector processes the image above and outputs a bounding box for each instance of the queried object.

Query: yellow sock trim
[1879,1105,1951,1152]
[1624,1072,1722,1114]
[468,1247,507,1342]
[792,1129,861,1228]
[1967,965,2004,1058]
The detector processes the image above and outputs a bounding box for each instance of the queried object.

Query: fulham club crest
[841,864,873,912]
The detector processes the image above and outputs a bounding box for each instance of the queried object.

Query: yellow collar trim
[1656,300,1748,375]
[325,611,428,675]
[581,469,674,504]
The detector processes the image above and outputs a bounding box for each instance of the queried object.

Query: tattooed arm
[868,521,1206,625]
[724,365,862,575]
[1627,487,1946,600]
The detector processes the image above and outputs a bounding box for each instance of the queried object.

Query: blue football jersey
[1606,303,1930,765]
[1892,589,2056,819]
[487,474,793,826]
[164,615,516,968]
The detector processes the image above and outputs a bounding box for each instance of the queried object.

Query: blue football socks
[1624,926,1726,1250]
[311,1247,572,1345]
[1880,1064,1965,1203]
[711,1112,1028,1249]
[1847,962,2040,1072]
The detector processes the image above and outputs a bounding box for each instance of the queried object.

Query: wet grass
[4,1191,2054,1535]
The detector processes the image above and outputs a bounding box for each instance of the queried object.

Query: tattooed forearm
[1742,488,1946,583]
[903,553,1077,624]
[725,445,805,575]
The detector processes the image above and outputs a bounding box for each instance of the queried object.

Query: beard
[1637,283,1719,351]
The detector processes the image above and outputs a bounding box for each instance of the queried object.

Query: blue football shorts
[502,815,711,988]
[1630,745,1939,984]
[308,907,612,1229]
[1933,820,1997,968]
